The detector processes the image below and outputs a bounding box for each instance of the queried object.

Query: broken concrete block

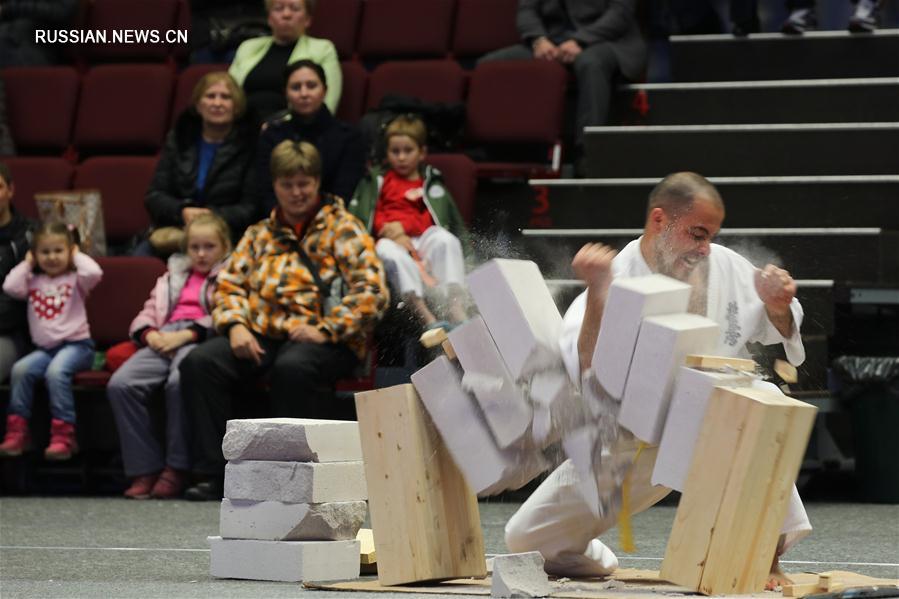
[221,418,362,462]
[592,274,691,400]
[411,356,548,495]
[209,536,360,582]
[618,313,719,444]
[449,316,532,448]
[467,259,562,380]
[491,552,552,598]
[219,499,367,541]
[224,460,367,503]
[528,369,582,447]
[652,367,753,491]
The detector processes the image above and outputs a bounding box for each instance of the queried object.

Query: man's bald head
[647,172,725,219]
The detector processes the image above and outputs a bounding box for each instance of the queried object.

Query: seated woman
[229,0,341,120]
[179,140,389,501]
[256,60,365,214]
[142,72,256,257]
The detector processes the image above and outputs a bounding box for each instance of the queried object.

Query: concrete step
[670,30,899,82]
[545,278,835,336]
[528,176,899,229]
[582,123,899,178]
[613,78,899,125]
[519,227,899,283]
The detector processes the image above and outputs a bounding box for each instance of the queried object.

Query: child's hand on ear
[71,244,80,256]
[24,251,35,266]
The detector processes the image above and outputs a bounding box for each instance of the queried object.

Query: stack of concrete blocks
[208,418,367,582]
[411,259,586,497]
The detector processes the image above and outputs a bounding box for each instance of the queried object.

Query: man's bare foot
[766,562,793,590]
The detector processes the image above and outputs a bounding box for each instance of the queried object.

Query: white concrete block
[652,367,753,491]
[411,356,548,495]
[220,499,367,541]
[618,313,719,444]
[224,460,367,503]
[222,418,362,462]
[562,427,632,519]
[491,552,552,598]
[592,275,692,399]
[208,536,360,582]
[467,259,562,380]
[450,316,532,448]
[528,369,582,448]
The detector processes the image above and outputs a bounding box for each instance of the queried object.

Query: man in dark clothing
[479,0,646,148]
[0,162,34,382]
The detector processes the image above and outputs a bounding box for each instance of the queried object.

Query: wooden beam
[684,354,757,372]
[354,384,487,586]
[660,386,817,596]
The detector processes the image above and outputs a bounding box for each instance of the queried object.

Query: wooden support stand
[354,384,487,586]
[660,386,817,596]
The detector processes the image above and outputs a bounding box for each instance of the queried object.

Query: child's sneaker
[150,466,188,499]
[44,418,78,460]
[781,8,816,34]
[849,0,880,32]
[0,415,31,457]
[124,474,159,499]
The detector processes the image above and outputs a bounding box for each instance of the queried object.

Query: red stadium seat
[336,61,368,123]
[171,63,229,125]
[365,60,465,111]
[81,0,180,63]
[425,153,477,225]
[309,0,362,60]
[452,0,520,58]
[357,0,455,59]
[73,157,158,245]
[465,60,567,178]
[74,65,173,156]
[1,67,79,155]
[3,157,74,220]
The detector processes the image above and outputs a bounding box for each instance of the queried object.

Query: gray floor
[1,498,897,598]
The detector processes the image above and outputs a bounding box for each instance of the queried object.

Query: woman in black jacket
[141,72,256,255]
[256,60,365,216]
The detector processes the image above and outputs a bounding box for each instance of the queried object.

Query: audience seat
[73,157,157,246]
[356,0,455,60]
[171,63,229,125]
[365,60,466,111]
[75,256,166,387]
[465,60,567,178]
[1,67,79,155]
[452,0,520,58]
[425,153,477,226]
[337,61,368,123]
[3,157,74,220]
[80,0,180,63]
[309,0,362,60]
[74,65,174,156]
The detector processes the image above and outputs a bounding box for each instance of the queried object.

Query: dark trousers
[179,334,359,477]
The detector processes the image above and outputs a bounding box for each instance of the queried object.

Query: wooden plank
[684,354,757,372]
[660,386,817,596]
[782,581,824,597]
[420,328,448,348]
[357,528,376,565]
[442,339,457,361]
[775,359,798,383]
[354,384,487,586]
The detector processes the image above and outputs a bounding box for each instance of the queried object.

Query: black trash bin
[832,356,899,503]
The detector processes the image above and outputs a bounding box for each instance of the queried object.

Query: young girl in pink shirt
[107,213,231,499]
[0,222,103,460]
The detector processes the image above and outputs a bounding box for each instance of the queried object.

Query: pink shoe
[0,415,31,457]
[150,466,188,499]
[44,418,78,461]
[124,474,159,499]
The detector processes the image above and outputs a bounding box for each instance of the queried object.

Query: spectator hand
[156,330,194,355]
[558,40,583,64]
[24,251,35,266]
[288,324,327,344]
[378,221,405,241]
[572,243,617,291]
[532,37,560,61]
[145,330,165,353]
[229,324,266,365]
[182,206,212,225]
[396,234,415,254]
[755,264,796,315]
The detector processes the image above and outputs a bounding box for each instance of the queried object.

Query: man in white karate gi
[505,171,810,586]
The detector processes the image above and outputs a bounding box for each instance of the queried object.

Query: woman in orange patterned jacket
[179,140,389,500]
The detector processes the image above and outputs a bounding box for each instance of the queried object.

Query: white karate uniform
[506,238,811,576]
[376,225,465,298]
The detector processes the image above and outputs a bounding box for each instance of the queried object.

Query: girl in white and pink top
[0,222,103,460]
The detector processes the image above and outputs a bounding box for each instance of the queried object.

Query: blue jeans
[8,340,95,424]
